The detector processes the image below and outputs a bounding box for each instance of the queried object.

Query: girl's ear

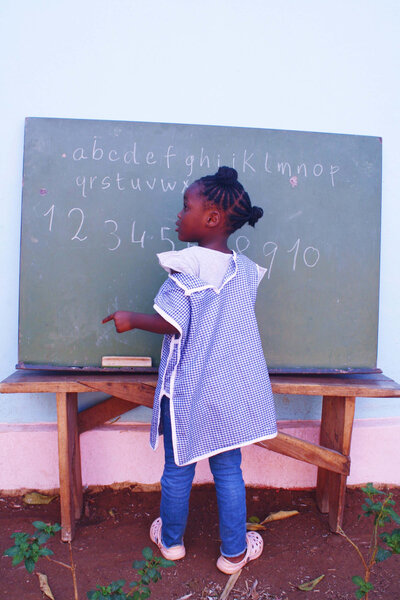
[206,209,221,228]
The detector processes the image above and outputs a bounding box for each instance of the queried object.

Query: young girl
[103,166,277,574]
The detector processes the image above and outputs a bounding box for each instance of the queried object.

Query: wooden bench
[1,370,400,541]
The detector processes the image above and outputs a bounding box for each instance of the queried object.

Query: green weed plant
[338,483,400,599]
[87,546,174,600]
[3,520,61,572]
[3,521,174,600]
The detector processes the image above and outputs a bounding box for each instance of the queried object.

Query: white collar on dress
[169,251,238,296]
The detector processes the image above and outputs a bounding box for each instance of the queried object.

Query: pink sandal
[216,531,264,574]
[150,517,186,561]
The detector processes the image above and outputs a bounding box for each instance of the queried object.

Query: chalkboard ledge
[16,362,382,375]
[16,362,159,374]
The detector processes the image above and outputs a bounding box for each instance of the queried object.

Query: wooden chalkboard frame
[17,117,382,373]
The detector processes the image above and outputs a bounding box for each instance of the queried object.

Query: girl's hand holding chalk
[102,311,136,333]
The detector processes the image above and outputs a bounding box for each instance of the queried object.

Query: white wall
[1,0,399,422]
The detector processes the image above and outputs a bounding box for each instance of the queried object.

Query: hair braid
[196,167,263,232]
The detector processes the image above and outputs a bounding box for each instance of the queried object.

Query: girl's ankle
[225,550,246,563]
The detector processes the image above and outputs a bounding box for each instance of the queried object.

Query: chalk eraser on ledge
[102,356,152,367]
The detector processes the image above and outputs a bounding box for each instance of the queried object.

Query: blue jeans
[160,396,247,558]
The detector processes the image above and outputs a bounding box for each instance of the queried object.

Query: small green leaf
[141,546,153,560]
[11,552,24,567]
[12,554,24,566]
[3,546,19,557]
[375,546,391,562]
[25,557,36,573]
[388,508,400,524]
[132,559,146,569]
[32,521,48,530]
[159,558,175,568]
[362,483,383,496]
[37,532,51,545]
[11,532,29,542]
[249,515,260,523]
[108,579,125,593]
[381,528,400,553]
[352,576,374,598]
[140,587,151,599]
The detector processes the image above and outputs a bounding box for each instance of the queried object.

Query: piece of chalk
[102,356,152,367]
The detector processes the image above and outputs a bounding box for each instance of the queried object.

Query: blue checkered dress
[150,252,277,466]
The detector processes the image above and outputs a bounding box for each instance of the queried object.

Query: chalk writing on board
[288,238,320,270]
[42,204,320,279]
[161,227,175,251]
[260,240,320,279]
[104,220,121,251]
[72,139,178,168]
[131,221,145,248]
[74,168,339,198]
[68,208,87,241]
[260,240,318,279]
[75,175,188,197]
[43,204,54,230]
[70,138,340,196]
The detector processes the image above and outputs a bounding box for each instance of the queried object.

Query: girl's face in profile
[176,183,210,243]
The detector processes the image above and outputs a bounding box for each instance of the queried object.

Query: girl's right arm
[102,311,179,335]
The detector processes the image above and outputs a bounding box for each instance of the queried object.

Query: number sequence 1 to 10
[43,204,320,279]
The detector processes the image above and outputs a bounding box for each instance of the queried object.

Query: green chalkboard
[18,117,382,372]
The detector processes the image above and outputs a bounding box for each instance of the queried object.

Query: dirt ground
[1,484,399,600]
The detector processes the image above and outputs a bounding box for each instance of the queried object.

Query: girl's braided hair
[196,166,263,233]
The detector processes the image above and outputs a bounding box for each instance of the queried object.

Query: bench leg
[316,395,355,532]
[56,392,83,541]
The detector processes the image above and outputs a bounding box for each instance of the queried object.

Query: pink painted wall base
[1,418,399,493]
